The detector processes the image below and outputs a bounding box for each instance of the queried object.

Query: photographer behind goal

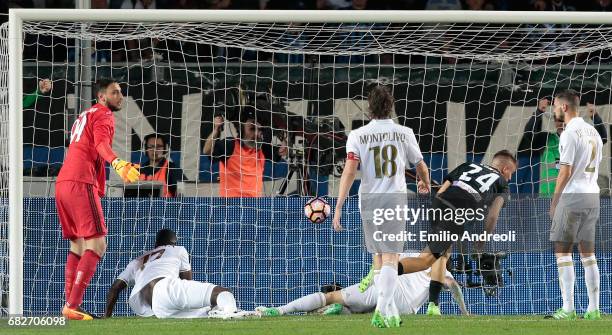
[203,107,287,197]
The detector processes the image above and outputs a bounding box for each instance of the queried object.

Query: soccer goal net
[3,9,612,316]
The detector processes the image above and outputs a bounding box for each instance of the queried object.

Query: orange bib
[139,159,174,197]
[219,139,265,197]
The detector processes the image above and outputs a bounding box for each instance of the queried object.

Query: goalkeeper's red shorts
[56,181,107,240]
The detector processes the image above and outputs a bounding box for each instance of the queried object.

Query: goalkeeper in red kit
[56,78,140,320]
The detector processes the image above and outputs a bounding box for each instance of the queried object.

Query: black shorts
[427,196,468,258]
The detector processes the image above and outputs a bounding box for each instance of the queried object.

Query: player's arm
[415,160,431,194]
[484,196,504,235]
[475,196,504,252]
[333,158,359,232]
[105,279,127,318]
[178,247,193,280]
[550,132,574,218]
[106,260,137,317]
[436,180,452,194]
[406,130,430,193]
[179,270,193,280]
[333,132,360,232]
[550,165,572,217]
[93,117,139,183]
[439,162,467,195]
[444,276,469,315]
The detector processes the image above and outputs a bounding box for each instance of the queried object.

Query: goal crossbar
[9,9,612,24]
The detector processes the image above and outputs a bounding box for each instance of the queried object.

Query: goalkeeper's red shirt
[57,103,115,196]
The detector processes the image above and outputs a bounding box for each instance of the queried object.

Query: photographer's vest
[219,139,265,197]
[139,159,173,198]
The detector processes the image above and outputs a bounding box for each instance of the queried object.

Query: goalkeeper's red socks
[67,249,101,308]
[64,251,81,301]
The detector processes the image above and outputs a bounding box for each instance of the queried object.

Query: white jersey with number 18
[346,119,423,194]
[117,245,191,316]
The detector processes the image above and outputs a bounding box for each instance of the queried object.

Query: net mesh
[4,17,612,315]
[21,21,612,60]
[0,22,9,316]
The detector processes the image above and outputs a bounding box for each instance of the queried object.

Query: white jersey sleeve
[346,131,361,160]
[117,259,139,286]
[559,131,577,167]
[125,245,193,317]
[403,129,423,166]
[178,246,191,272]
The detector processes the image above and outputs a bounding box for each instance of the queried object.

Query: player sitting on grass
[256,253,468,317]
[105,229,249,319]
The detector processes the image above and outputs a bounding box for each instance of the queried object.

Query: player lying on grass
[105,229,248,319]
[256,253,468,317]
[359,151,517,316]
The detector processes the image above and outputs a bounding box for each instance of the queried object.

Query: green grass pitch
[4,315,612,335]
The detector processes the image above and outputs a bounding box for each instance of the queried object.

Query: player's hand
[473,240,485,253]
[38,79,52,94]
[417,180,430,194]
[549,204,556,221]
[537,98,550,113]
[111,158,140,183]
[332,212,343,232]
[587,102,597,118]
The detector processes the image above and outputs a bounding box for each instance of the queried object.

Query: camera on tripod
[204,86,348,177]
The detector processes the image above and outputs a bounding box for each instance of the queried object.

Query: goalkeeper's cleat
[255,306,281,317]
[371,310,386,328]
[358,267,375,293]
[384,315,402,328]
[62,305,93,321]
[426,302,441,316]
[583,310,601,320]
[546,308,577,320]
[111,158,140,183]
[76,306,100,319]
[322,303,343,315]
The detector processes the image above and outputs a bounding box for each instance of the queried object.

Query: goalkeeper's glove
[111,158,140,183]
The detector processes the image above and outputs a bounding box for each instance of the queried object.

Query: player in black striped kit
[372,150,517,315]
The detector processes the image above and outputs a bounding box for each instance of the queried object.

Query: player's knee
[210,286,231,306]
[85,237,107,256]
[69,239,84,255]
[578,241,595,255]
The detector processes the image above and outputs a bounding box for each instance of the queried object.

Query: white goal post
[6,9,612,316]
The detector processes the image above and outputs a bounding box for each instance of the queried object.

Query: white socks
[556,255,575,313]
[581,256,600,312]
[278,292,326,315]
[376,264,398,316]
[216,291,238,313]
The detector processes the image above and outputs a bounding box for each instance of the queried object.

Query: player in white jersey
[105,229,246,319]
[548,90,603,320]
[256,253,468,317]
[333,86,431,328]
